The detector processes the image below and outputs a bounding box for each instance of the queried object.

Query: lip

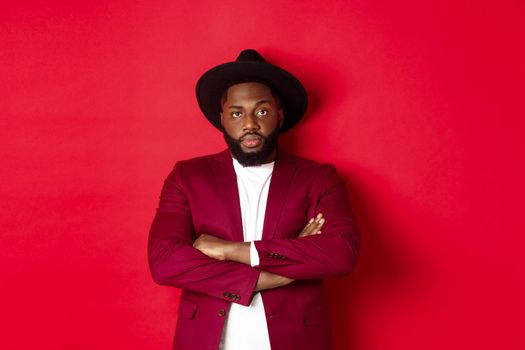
[240,134,262,148]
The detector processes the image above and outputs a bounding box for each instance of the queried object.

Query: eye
[232,111,242,118]
[256,109,268,118]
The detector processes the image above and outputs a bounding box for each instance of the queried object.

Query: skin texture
[193,82,325,291]
[220,82,283,164]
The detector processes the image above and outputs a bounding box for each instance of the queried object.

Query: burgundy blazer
[148,149,360,350]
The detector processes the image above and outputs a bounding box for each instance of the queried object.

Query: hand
[298,213,325,237]
[255,271,295,291]
[193,234,229,260]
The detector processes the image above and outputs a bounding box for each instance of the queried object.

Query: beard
[223,128,280,167]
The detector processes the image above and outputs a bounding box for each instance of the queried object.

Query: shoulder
[165,150,229,181]
[279,153,343,188]
[173,149,228,170]
[279,154,346,190]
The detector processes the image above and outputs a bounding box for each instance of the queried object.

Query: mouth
[240,134,263,148]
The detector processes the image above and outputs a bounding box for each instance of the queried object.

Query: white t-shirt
[219,158,274,350]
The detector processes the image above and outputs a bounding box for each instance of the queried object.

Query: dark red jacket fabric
[148,149,360,350]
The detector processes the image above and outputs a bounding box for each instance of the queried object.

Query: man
[148,49,360,350]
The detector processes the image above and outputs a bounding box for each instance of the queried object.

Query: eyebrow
[227,100,272,109]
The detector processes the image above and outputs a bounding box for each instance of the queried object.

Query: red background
[1,1,524,349]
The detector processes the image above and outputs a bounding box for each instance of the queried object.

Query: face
[220,82,283,166]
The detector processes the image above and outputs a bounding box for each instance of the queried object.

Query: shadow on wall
[326,163,419,350]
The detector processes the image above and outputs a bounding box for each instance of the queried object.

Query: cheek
[263,117,280,131]
[222,119,240,136]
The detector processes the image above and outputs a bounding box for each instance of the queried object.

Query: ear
[278,109,284,128]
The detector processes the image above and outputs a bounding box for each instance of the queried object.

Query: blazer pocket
[177,299,198,320]
[303,303,329,326]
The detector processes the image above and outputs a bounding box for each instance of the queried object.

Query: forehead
[223,82,276,104]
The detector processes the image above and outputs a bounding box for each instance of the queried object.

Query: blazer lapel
[213,150,244,242]
[262,155,297,240]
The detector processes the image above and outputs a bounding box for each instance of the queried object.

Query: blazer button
[217,309,226,317]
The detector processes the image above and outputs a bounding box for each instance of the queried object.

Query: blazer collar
[213,150,244,242]
[213,149,297,241]
[261,152,297,240]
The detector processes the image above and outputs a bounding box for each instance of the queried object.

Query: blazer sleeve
[148,162,260,306]
[253,164,360,280]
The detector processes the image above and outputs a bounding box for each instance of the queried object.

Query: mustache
[240,132,263,140]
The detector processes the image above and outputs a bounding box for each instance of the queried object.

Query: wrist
[222,241,240,261]
[224,241,251,264]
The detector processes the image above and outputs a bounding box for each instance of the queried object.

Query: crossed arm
[193,214,326,291]
[148,161,359,306]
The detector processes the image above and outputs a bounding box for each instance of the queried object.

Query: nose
[242,112,260,132]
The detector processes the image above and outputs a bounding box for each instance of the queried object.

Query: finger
[299,226,315,237]
[309,219,324,230]
[308,220,325,235]
[299,227,314,237]
[316,219,325,234]
[300,215,326,237]
[299,214,327,237]
[302,223,323,237]
[299,218,316,236]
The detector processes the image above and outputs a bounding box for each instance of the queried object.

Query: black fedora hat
[196,49,308,133]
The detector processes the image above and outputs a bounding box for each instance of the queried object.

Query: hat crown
[235,49,267,63]
[196,49,307,133]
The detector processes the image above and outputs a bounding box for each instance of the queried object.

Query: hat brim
[196,61,308,133]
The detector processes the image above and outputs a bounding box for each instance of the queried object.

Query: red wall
[1,1,524,349]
